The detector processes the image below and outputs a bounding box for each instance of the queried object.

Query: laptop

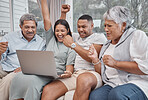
[16,50,59,78]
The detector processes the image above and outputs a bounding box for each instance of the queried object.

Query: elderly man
[0,13,45,100]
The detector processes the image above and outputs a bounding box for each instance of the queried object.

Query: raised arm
[63,35,102,62]
[41,0,51,31]
[60,4,70,19]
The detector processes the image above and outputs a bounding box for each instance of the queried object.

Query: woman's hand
[59,71,72,78]
[61,4,70,13]
[88,44,99,63]
[102,55,117,68]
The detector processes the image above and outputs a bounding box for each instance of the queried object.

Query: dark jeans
[89,83,148,100]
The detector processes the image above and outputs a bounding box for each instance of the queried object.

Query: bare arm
[103,55,146,75]
[59,65,74,78]
[60,4,70,19]
[73,43,102,62]
[115,61,146,75]
[63,35,102,62]
[41,0,51,31]
[88,44,101,74]
[66,65,74,74]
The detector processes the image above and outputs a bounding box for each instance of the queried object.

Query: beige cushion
[0,36,2,40]
[57,95,64,100]
[57,90,75,100]
[64,90,75,100]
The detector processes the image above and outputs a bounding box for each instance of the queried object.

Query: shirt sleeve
[66,49,76,66]
[130,30,148,74]
[72,33,79,42]
[45,27,54,46]
[93,33,107,45]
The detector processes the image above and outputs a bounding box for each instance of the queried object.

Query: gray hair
[20,13,37,27]
[103,6,132,28]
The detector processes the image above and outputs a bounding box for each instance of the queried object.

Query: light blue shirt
[0,31,45,71]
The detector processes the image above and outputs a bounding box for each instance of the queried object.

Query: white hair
[103,6,132,29]
[20,13,37,27]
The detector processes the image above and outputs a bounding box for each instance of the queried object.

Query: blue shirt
[0,31,45,71]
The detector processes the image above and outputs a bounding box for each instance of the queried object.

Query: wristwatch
[71,43,76,49]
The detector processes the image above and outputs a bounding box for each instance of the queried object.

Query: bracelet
[65,71,72,75]
[92,60,100,65]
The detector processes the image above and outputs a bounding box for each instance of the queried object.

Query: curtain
[37,0,65,28]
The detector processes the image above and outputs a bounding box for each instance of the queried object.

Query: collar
[104,26,136,47]
[116,26,136,47]
[19,31,37,42]
[78,33,94,41]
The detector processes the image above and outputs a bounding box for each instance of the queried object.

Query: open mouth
[79,33,86,37]
[79,33,85,35]
[57,35,64,40]
[27,33,34,37]
[106,33,110,37]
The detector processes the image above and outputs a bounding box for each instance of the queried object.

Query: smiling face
[20,20,37,42]
[55,24,68,42]
[104,19,126,44]
[77,19,93,38]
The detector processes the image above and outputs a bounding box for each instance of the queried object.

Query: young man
[41,4,107,100]
[0,13,45,100]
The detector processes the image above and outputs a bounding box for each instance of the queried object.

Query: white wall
[0,0,28,36]
[0,0,11,34]
[65,0,73,32]
[13,0,28,31]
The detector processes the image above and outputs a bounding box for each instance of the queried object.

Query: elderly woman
[86,6,148,100]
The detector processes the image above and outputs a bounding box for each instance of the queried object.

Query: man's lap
[58,70,102,91]
[9,72,53,100]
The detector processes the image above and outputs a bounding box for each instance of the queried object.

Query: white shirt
[129,30,148,97]
[103,44,122,86]
[72,33,107,71]
[103,30,148,97]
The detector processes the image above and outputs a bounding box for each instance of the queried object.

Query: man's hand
[63,35,74,48]
[102,55,117,68]
[61,4,70,13]
[14,67,22,73]
[0,42,8,55]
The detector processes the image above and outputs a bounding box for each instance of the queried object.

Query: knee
[3,72,16,84]
[89,90,99,100]
[109,87,123,100]
[42,84,50,94]
[77,73,95,88]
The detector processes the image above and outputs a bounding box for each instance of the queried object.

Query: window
[28,0,44,38]
[0,0,28,36]
[0,0,11,36]
[72,0,148,36]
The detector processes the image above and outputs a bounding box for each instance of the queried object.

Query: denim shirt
[0,31,45,71]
